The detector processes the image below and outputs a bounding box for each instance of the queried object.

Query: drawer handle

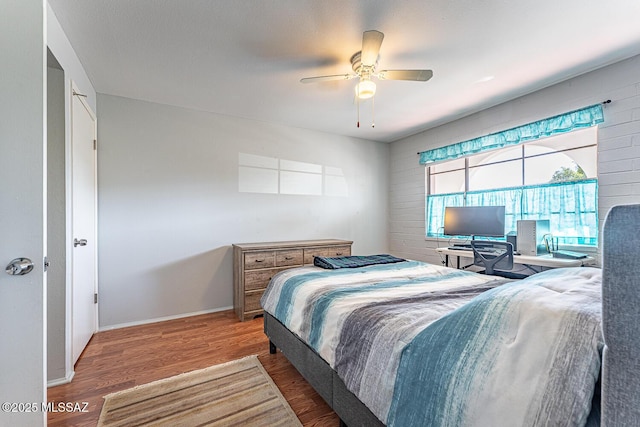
[255,259,264,263]
[285,256,294,260]
[336,252,343,256]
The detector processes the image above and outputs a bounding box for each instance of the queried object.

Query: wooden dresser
[233,239,353,321]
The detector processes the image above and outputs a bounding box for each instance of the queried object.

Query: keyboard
[449,243,494,250]
[447,247,502,255]
[552,250,587,259]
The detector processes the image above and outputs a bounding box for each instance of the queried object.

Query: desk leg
[443,254,463,270]
[522,264,541,274]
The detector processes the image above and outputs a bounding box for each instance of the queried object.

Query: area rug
[97,355,302,427]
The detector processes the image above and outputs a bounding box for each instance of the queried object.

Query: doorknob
[5,258,34,276]
[74,238,87,247]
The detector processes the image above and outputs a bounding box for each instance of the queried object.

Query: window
[426,127,598,246]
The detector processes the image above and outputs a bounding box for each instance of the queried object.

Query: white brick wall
[389,54,640,266]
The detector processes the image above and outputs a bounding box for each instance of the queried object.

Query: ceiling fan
[300,30,433,127]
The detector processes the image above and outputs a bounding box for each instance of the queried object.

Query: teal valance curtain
[426,179,598,246]
[418,104,604,165]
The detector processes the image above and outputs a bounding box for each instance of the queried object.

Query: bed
[261,204,640,427]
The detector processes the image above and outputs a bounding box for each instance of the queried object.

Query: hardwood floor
[47,310,339,426]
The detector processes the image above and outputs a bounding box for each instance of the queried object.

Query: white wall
[390,54,640,265]
[47,3,96,112]
[97,94,389,328]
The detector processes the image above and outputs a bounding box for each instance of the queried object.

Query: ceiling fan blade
[300,74,354,84]
[361,30,384,66]
[378,69,433,81]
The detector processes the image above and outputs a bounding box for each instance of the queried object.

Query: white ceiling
[48,0,640,143]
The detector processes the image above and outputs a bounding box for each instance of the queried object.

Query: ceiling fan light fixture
[355,79,376,99]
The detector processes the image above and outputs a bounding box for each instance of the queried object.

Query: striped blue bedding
[261,261,602,426]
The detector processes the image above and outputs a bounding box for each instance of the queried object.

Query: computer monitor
[443,206,506,238]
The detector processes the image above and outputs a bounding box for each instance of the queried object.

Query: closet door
[71,83,98,364]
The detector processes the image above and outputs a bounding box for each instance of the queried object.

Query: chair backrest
[470,241,514,275]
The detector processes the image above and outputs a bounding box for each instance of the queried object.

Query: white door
[71,84,98,364]
[0,1,47,426]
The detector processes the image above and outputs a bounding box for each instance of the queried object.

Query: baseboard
[47,370,75,388]
[98,306,233,332]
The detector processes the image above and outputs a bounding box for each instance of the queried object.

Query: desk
[434,247,596,272]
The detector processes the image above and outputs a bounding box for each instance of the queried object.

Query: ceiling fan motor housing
[350,51,378,79]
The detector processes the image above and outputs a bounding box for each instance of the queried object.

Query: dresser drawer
[304,246,352,264]
[276,249,303,267]
[303,247,327,264]
[244,268,289,291]
[244,251,275,270]
[244,290,264,312]
[326,245,351,258]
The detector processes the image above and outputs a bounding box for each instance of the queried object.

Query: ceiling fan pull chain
[357,93,360,128]
[372,96,375,128]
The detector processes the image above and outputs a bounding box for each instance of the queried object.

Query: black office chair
[470,241,514,277]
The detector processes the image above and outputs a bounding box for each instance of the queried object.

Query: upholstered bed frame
[601,204,640,426]
[264,204,640,427]
[265,313,384,427]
